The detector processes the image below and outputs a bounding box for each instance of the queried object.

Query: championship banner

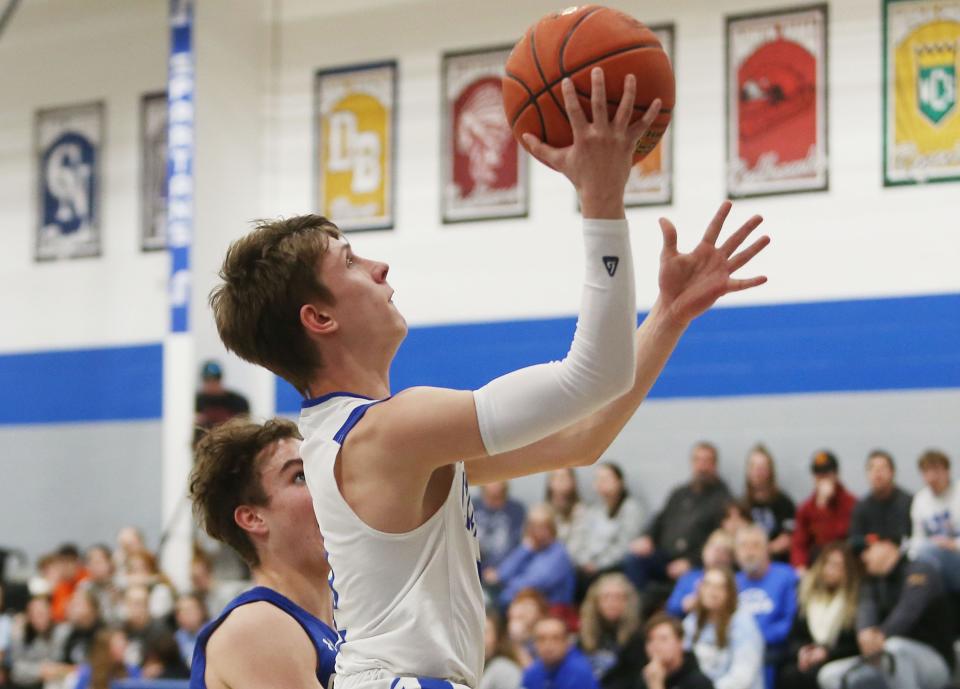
[35,102,103,261]
[442,46,527,223]
[625,24,674,207]
[315,61,396,232]
[726,5,828,197]
[141,92,168,251]
[884,0,960,185]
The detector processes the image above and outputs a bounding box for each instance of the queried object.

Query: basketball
[502,5,675,162]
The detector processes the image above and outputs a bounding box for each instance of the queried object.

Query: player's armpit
[205,602,322,689]
[346,386,488,474]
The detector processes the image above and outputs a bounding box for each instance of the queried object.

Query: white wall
[0,0,169,354]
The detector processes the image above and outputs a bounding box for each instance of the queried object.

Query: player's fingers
[589,67,608,125]
[703,200,733,246]
[522,133,563,170]
[561,78,588,133]
[659,217,678,258]
[626,98,662,141]
[726,275,768,292]
[612,74,637,130]
[719,214,764,257]
[727,235,770,272]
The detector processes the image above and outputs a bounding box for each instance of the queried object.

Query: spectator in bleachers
[569,463,645,589]
[0,583,14,677]
[50,545,87,624]
[546,468,588,547]
[742,445,795,563]
[734,525,797,688]
[140,631,190,680]
[604,613,714,689]
[626,443,732,591]
[790,451,856,572]
[8,596,64,689]
[120,585,168,667]
[666,530,735,618]
[522,616,599,689]
[188,550,245,618]
[506,588,549,668]
[817,536,953,689]
[719,501,753,538]
[488,505,575,609]
[70,628,141,689]
[57,588,103,667]
[78,545,121,626]
[909,449,960,591]
[683,567,764,689]
[113,527,146,585]
[194,359,250,445]
[173,592,207,668]
[849,450,912,551]
[579,573,641,681]
[480,608,523,689]
[778,543,859,689]
[124,550,176,621]
[476,481,527,572]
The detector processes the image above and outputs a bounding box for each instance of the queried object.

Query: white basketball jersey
[299,393,485,689]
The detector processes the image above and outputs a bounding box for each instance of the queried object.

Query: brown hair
[579,572,640,652]
[210,215,342,396]
[744,443,784,504]
[644,612,684,641]
[918,449,950,471]
[692,566,739,648]
[189,417,302,567]
[798,542,861,628]
[510,588,550,617]
[485,608,520,664]
[88,628,132,689]
[544,468,581,520]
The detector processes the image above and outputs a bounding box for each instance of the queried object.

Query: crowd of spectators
[0,534,245,689]
[2,443,958,689]
[476,444,960,689]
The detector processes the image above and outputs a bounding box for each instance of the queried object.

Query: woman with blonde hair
[778,543,860,689]
[742,444,795,562]
[578,573,641,680]
[682,566,764,689]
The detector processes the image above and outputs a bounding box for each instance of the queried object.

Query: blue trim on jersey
[332,398,389,445]
[389,679,455,689]
[189,586,338,689]
[301,391,373,409]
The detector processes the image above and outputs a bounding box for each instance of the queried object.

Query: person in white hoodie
[908,449,960,591]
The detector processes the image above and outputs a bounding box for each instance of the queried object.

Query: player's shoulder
[208,600,315,657]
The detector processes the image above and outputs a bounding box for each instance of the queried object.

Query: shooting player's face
[318,237,407,350]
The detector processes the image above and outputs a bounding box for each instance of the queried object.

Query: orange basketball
[502,5,675,163]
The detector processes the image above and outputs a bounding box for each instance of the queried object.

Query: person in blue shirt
[476,481,528,572]
[522,616,599,689]
[667,529,735,618]
[486,504,576,608]
[735,525,798,689]
[71,628,141,689]
[188,418,339,689]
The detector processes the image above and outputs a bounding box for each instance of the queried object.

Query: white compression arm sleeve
[473,218,637,456]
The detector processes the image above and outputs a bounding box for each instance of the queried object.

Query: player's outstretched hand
[657,201,770,326]
[522,68,662,218]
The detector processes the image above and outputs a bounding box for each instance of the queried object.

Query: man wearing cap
[817,536,953,689]
[790,451,856,572]
[194,360,250,445]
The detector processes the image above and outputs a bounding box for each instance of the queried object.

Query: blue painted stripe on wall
[0,344,163,424]
[276,293,960,413]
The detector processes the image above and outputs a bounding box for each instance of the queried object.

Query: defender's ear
[300,304,338,336]
[234,505,268,537]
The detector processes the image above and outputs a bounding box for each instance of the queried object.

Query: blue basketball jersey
[189,586,338,689]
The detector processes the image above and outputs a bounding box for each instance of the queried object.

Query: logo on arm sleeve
[602,256,619,277]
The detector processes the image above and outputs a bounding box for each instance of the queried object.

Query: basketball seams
[504,72,546,138]
[558,6,605,72]
[529,27,564,140]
